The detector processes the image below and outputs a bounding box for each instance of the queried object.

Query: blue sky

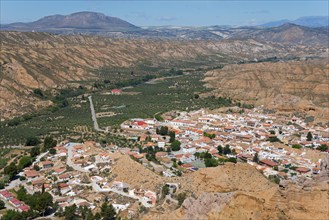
[1,0,328,26]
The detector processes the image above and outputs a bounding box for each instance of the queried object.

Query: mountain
[261,16,329,27]
[1,11,140,32]
[230,23,329,46]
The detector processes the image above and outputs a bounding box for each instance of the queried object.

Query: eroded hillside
[144,162,328,220]
[0,31,327,119]
[204,59,329,122]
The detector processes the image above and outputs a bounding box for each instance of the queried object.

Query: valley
[0,8,328,220]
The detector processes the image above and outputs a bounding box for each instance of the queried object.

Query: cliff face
[204,59,329,122]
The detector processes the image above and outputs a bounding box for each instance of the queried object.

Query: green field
[0,68,234,146]
[93,73,232,127]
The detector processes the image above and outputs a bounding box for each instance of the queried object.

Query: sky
[1,0,328,26]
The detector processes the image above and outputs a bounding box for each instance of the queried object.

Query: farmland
[0,68,234,146]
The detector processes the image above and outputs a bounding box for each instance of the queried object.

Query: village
[120,107,328,180]
[0,106,328,218]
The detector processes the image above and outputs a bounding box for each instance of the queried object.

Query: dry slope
[204,59,329,122]
[1,31,326,119]
[144,163,328,220]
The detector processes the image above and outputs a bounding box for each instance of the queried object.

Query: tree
[217,145,223,154]
[194,94,200,99]
[64,204,78,220]
[307,132,313,141]
[2,210,23,220]
[205,158,219,167]
[223,145,231,155]
[0,200,5,209]
[44,136,57,149]
[253,153,259,163]
[4,162,18,180]
[156,126,169,136]
[25,136,40,146]
[100,202,116,220]
[169,131,176,143]
[18,156,33,170]
[171,140,181,151]
[49,148,56,155]
[30,146,40,157]
[162,185,169,198]
[33,192,53,216]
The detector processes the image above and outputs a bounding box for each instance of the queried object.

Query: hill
[261,16,329,27]
[144,162,329,220]
[2,31,325,120]
[1,12,328,45]
[1,11,140,32]
[203,59,329,122]
[230,23,329,46]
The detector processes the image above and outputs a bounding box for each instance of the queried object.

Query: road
[66,143,89,173]
[33,152,49,165]
[88,96,106,132]
[91,181,153,208]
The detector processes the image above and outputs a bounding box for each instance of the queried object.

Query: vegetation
[0,71,236,146]
[171,140,181,151]
[292,144,302,149]
[204,158,219,167]
[203,132,215,139]
[253,152,259,163]
[177,192,187,206]
[306,132,313,141]
[317,144,328,151]
[44,136,57,150]
[16,186,54,216]
[25,136,40,146]
[267,136,281,143]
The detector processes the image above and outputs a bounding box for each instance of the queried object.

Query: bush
[317,144,328,152]
[292,144,302,149]
[205,158,219,167]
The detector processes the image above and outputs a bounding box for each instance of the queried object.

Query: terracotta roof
[24,170,39,178]
[18,204,30,212]
[296,167,310,173]
[259,159,279,167]
[10,198,23,206]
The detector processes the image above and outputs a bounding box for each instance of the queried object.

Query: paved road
[88,96,106,132]
[33,152,49,165]
[66,144,89,173]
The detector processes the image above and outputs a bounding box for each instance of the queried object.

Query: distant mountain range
[1,12,328,46]
[261,16,329,27]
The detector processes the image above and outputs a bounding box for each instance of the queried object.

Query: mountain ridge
[261,16,329,27]
[1,11,140,32]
